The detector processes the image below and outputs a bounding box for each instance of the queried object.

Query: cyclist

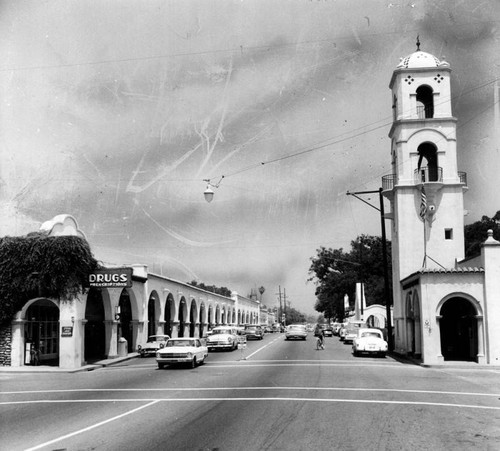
[316,328,325,350]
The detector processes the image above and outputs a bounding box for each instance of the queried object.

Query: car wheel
[158,362,165,369]
[352,350,358,357]
[303,337,306,340]
[190,357,197,368]
[379,352,386,358]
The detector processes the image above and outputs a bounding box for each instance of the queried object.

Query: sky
[1,0,499,315]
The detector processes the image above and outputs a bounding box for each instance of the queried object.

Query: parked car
[285,324,308,340]
[344,321,367,344]
[156,337,208,368]
[206,326,239,351]
[352,328,388,357]
[339,326,347,341]
[136,334,170,357]
[323,326,334,337]
[244,325,264,340]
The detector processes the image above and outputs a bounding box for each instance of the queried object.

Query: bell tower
[384,42,468,278]
[383,42,468,350]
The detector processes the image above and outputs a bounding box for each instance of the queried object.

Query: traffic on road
[1,327,499,450]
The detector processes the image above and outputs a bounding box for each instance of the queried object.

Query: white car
[206,326,239,351]
[285,324,308,340]
[156,338,208,369]
[137,334,170,357]
[344,321,366,344]
[352,328,388,357]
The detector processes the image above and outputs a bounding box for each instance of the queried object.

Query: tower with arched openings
[382,43,500,365]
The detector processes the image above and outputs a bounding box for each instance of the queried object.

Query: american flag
[419,186,427,219]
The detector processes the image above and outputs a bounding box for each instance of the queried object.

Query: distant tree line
[464,211,500,257]
[187,281,232,297]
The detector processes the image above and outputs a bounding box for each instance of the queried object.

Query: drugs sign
[87,268,133,288]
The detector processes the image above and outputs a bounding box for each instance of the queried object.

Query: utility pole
[277,286,283,325]
[346,188,394,351]
[283,288,288,326]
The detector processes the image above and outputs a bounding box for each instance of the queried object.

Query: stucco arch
[164,293,175,337]
[189,297,198,337]
[436,292,483,317]
[18,297,59,319]
[438,294,481,362]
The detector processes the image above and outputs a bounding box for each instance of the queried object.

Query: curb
[0,353,139,374]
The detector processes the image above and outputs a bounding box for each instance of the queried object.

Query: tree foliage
[187,280,232,297]
[0,234,101,325]
[308,235,391,322]
[464,211,500,258]
[284,306,306,324]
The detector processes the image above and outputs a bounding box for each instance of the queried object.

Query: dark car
[244,325,264,340]
[323,326,334,337]
[314,324,329,337]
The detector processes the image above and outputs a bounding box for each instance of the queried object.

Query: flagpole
[422,216,427,268]
[420,185,428,268]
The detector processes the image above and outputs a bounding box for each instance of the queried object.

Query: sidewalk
[389,351,499,370]
[0,352,139,373]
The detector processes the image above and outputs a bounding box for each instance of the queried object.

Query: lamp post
[346,188,393,351]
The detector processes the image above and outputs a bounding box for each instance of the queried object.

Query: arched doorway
[164,294,174,337]
[440,297,478,362]
[24,299,59,366]
[178,297,186,337]
[118,289,133,345]
[84,289,105,361]
[406,293,416,355]
[189,300,197,337]
[207,305,213,331]
[147,295,156,337]
[199,303,205,338]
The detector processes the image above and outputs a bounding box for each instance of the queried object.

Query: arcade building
[0,215,261,369]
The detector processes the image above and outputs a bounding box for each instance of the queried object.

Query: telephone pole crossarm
[346,188,394,351]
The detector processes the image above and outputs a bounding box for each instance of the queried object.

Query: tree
[308,235,391,322]
[284,306,306,324]
[0,234,101,325]
[464,211,500,258]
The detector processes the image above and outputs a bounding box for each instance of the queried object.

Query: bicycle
[316,336,325,350]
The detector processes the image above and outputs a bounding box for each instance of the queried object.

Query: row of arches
[22,284,260,365]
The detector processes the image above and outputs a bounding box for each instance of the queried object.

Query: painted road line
[5,397,500,412]
[2,386,498,397]
[24,400,159,451]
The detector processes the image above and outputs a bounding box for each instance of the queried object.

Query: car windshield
[361,332,381,338]
[147,336,167,343]
[212,329,231,334]
[166,340,195,347]
[290,326,305,330]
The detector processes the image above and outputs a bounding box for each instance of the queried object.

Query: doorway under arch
[164,294,174,337]
[178,298,187,337]
[84,289,106,361]
[118,290,133,345]
[24,299,59,366]
[440,297,478,362]
[189,300,197,337]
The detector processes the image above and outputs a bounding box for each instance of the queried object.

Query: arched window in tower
[417,143,439,182]
[416,85,434,119]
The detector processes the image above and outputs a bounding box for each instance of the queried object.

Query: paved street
[1,333,499,451]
